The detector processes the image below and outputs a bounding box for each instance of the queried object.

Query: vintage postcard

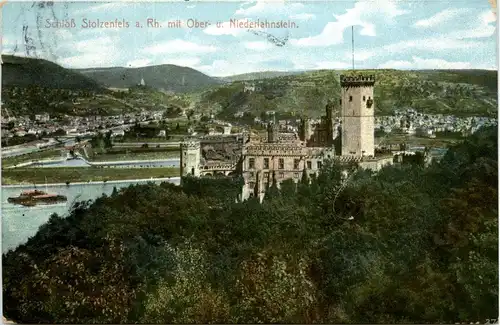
[1,0,498,323]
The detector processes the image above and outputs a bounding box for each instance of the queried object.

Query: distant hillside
[1,55,101,90]
[76,65,224,93]
[194,69,498,119]
[222,70,307,82]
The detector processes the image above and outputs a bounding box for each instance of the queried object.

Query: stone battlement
[340,74,376,87]
[201,162,237,170]
[180,140,201,150]
[334,155,363,163]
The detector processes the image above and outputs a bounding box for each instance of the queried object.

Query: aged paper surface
[1,0,498,324]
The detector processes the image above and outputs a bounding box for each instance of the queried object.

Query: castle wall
[240,143,334,200]
[358,156,394,171]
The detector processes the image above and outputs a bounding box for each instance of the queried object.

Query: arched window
[349,96,353,102]
[363,96,366,101]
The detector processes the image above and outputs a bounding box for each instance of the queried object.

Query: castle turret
[180,139,201,177]
[325,99,335,146]
[267,122,279,143]
[340,74,375,157]
[299,117,312,143]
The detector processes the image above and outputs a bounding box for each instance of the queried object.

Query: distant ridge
[1,55,101,90]
[222,70,308,82]
[75,64,224,93]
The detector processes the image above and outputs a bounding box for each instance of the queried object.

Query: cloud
[57,35,120,68]
[235,0,303,16]
[291,0,408,47]
[2,36,13,46]
[73,2,135,15]
[203,21,242,37]
[74,36,115,52]
[195,60,254,77]
[382,37,485,54]
[195,55,287,77]
[378,56,473,69]
[159,57,201,67]
[243,41,273,51]
[59,52,118,69]
[290,13,316,21]
[292,57,350,70]
[413,8,467,28]
[143,39,217,55]
[2,35,16,54]
[450,10,496,39]
[53,29,74,42]
[315,61,351,69]
[203,18,262,37]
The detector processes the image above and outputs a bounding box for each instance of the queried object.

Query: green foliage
[3,127,498,324]
[89,131,112,154]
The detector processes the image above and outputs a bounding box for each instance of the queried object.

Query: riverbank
[2,176,181,188]
[2,146,180,167]
[2,167,180,185]
[2,149,62,167]
[90,151,179,162]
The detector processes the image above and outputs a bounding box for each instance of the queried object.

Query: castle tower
[180,139,201,177]
[299,117,312,143]
[267,122,279,143]
[325,99,335,146]
[340,74,375,157]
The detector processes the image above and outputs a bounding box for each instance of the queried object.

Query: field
[2,149,63,167]
[89,149,179,162]
[2,167,180,185]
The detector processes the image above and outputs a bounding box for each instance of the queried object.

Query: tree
[104,131,113,149]
[10,240,137,324]
[232,250,318,323]
[141,242,230,323]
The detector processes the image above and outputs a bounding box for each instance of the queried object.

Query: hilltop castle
[180,74,393,201]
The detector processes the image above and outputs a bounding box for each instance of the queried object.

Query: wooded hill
[2,55,497,118]
[2,55,101,90]
[196,69,498,119]
[76,64,223,93]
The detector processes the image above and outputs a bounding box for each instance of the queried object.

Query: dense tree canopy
[3,126,498,323]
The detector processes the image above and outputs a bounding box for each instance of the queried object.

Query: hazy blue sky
[2,0,497,76]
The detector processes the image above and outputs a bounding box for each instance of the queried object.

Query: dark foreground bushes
[3,126,498,323]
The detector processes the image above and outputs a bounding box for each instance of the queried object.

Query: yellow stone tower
[340,74,375,157]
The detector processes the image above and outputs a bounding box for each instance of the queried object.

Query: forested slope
[3,126,498,324]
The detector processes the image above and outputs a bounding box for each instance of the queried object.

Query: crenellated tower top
[181,139,201,150]
[340,74,376,87]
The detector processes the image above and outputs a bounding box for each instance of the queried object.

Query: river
[1,178,180,254]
